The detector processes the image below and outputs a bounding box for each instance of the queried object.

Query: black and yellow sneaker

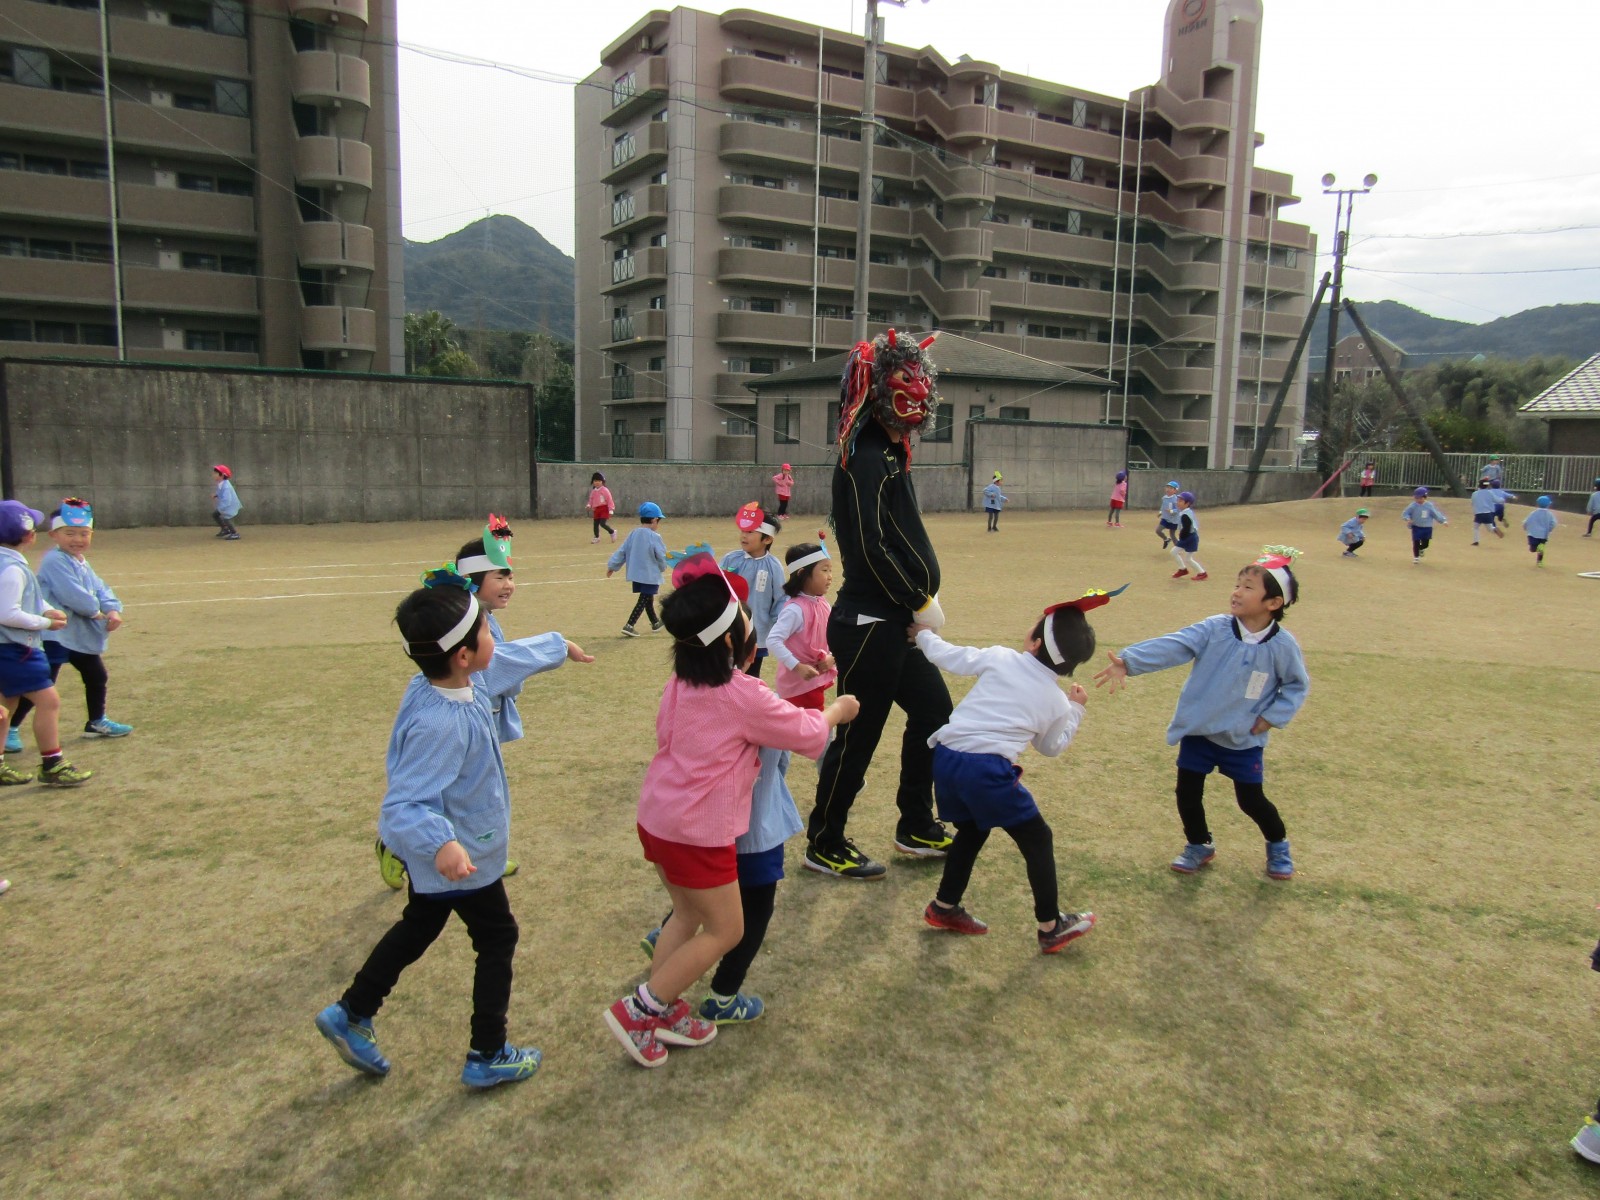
[893,820,953,858]
[802,839,886,880]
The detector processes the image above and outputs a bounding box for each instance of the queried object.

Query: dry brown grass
[3,497,1599,1199]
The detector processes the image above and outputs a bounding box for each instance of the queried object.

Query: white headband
[1043,615,1067,666]
[455,554,496,575]
[1264,566,1292,601]
[406,594,481,654]
[695,598,741,646]
[753,519,779,537]
[785,547,830,576]
[50,514,91,531]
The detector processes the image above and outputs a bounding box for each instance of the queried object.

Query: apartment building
[575,0,1314,470]
[0,0,403,372]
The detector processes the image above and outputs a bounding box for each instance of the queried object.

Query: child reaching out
[915,587,1122,954]
[1095,549,1310,881]
[607,502,669,637]
[604,554,857,1068]
[587,472,616,544]
[767,539,837,710]
[1107,469,1128,527]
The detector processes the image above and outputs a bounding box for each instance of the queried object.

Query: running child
[1359,461,1377,498]
[13,500,131,746]
[1586,478,1600,537]
[211,464,241,540]
[1401,487,1449,564]
[1094,548,1310,880]
[771,463,794,521]
[607,501,669,637]
[768,538,837,711]
[916,587,1122,954]
[1492,482,1517,531]
[983,472,1007,532]
[376,517,594,890]
[587,472,616,544]
[1470,479,1506,544]
[720,503,785,678]
[1337,508,1369,558]
[1107,469,1128,527]
[603,552,857,1068]
[1523,496,1558,567]
[0,501,91,787]
[315,569,540,1089]
[1169,491,1207,581]
[1156,480,1181,548]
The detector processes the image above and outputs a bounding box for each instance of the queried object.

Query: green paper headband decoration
[456,513,513,575]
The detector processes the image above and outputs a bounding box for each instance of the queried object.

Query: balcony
[287,0,369,28]
[0,81,103,143]
[1241,308,1304,339]
[1129,349,1215,395]
[911,90,1000,145]
[0,258,114,305]
[109,16,248,78]
[302,305,377,352]
[1132,294,1217,344]
[609,183,667,235]
[2,3,98,57]
[601,120,669,186]
[989,223,1115,269]
[611,371,666,402]
[918,154,995,204]
[1142,256,1222,293]
[1147,85,1231,133]
[716,185,916,241]
[292,51,372,109]
[121,266,258,314]
[601,247,668,294]
[715,310,812,347]
[5,173,110,224]
[716,247,910,297]
[294,136,373,190]
[604,309,666,347]
[118,183,255,238]
[910,268,988,324]
[298,221,376,272]
[113,101,253,161]
[603,56,668,127]
[986,278,1110,321]
[1123,393,1212,446]
[910,208,993,263]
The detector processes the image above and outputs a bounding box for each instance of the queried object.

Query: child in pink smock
[1107,470,1128,527]
[772,464,794,520]
[767,538,837,712]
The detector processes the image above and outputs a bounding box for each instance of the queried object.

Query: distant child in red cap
[771,463,794,521]
[211,464,241,540]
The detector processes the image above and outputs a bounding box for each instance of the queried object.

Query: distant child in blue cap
[607,501,668,637]
[1523,496,1558,567]
[1401,487,1448,564]
[1156,480,1181,548]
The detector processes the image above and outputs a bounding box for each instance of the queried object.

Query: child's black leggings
[1175,768,1286,845]
[709,881,778,997]
[936,814,1058,923]
[13,651,108,724]
[626,593,658,627]
[212,509,238,536]
[592,517,615,537]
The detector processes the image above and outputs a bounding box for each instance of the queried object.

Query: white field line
[136,576,610,606]
[111,553,610,581]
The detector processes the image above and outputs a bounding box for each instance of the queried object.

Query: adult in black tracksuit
[803,414,953,880]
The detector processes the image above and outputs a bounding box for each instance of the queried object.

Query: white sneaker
[591,537,599,544]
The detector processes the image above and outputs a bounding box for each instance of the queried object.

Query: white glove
[915,594,946,631]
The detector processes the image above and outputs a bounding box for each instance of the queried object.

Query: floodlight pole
[1318,172,1376,474]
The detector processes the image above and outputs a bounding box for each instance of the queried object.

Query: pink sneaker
[603,996,668,1068]
[653,998,718,1048]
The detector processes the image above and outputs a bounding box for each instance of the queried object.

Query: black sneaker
[650,619,664,632]
[1038,911,1096,955]
[893,820,953,858]
[803,839,886,880]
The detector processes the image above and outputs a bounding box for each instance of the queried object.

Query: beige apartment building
[0,0,403,372]
[575,0,1314,471]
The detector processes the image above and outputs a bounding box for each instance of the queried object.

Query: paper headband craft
[407,565,482,653]
[786,531,831,577]
[1254,546,1301,603]
[735,502,779,538]
[670,548,746,645]
[1040,584,1129,667]
[456,513,513,576]
[51,499,93,530]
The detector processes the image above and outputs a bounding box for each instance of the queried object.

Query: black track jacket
[831,418,941,624]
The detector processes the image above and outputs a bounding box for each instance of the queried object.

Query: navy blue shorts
[1494,505,1506,520]
[1527,536,1547,552]
[1175,533,1200,553]
[1410,528,1433,548]
[1160,519,1180,532]
[1176,734,1265,782]
[630,582,659,596]
[43,639,69,667]
[0,643,54,698]
[1473,513,1497,526]
[737,844,785,887]
[932,744,1040,831]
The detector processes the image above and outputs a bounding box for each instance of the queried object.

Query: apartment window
[868,249,894,265]
[34,321,77,344]
[650,171,667,186]
[998,407,1030,421]
[178,173,215,192]
[217,177,252,196]
[773,403,801,444]
[212,1,247,37]
[12,48,51,89]
[816,245,848,260]
[748,357,777,374]
[1072,99,1087,126]
[816,304,846,319]
[224,332,258,353]
[1285,249,1298,268]
[24,155,67,176]
[921,413,952,443]
[173,92,213,113]
[30,239,73,261]
[978,320,1005,334]
[866,308,889,323]
[818,185,856,201]
[746,298,778,314]
[652,108,668,122]
[184,330,223,351]
[647,356,664,371]
[749,235,782,252]
[0,318,31,340]
[870,176,887,204]
[647,233,666,247]
[0,152,16,170]
[75,242,112,263]
[221,255,255,275]
[648,295,666,310]
[80,323,118,346]
[182,252,221,271]
[1069,156,1085,182]
[0,236,25,257]
[968,404,988,422]
[981,265,1006,279]
[1027,324,1063,339]
[71,160,108,180]
[649,417,665,434]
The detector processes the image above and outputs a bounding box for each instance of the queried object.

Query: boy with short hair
[316,569,540,1089]
[1338,508,1369,558]
[607,502,669,637]
[721,503,786,677]
[1156,480,1182,548]
[0,500,92,786]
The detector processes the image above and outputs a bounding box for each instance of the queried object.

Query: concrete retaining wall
[967,420,1128,511]
[0,359,534,528]
[1128,468,1320,510]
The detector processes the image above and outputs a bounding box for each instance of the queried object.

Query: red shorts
[786,685,828,711]
[1109,499,1125,509]
[592,506,611,520]
[637,824,737,889]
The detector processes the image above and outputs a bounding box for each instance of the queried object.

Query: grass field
[2,496,1599,1199]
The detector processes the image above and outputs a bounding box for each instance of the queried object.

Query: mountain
[1309,299,1600,366]
[404,215,574,341]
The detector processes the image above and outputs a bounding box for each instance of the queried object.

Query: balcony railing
[611,374,635,401]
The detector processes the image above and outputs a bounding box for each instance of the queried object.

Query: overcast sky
[396,0,1600,326]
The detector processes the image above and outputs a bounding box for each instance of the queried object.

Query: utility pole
[1317,171,1376,472]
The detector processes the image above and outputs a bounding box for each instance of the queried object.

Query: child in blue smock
[983,473,1007,532]
[1157,480,1181,548]
[1401,487,1449,564]
[1096,549,1310,881]
[721,503,786,677]
[211,464,241,540]
[1337,508,1369,558]
[608,501,669,637]
[1523,496,1558,566]
[1470,480,1506,544]
[315,571,541,1090]
[1585,479,1600,537]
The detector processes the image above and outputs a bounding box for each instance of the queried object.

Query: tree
[404,310,459,374]
[535,360,575,461]
[414,347,480,379]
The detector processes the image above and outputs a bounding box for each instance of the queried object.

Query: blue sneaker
[84,717,134,739]
[641,926,660,959]
[699,991,764,1024]
[1170,842,1216,874]
[314,1002,390,1077]
[461,1042,541,1088]
[1266,839,1295,880]
[5,728,21,754]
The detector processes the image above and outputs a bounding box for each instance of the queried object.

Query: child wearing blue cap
[607,501,668,637]
[1522,496,1558,567]
[1401,487,1449,565]
[1156,480,1181,548]
[1169,491,1207,581]
[0,500,92,786]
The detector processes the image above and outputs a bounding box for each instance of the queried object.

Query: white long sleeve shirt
[916,630,1083,763]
